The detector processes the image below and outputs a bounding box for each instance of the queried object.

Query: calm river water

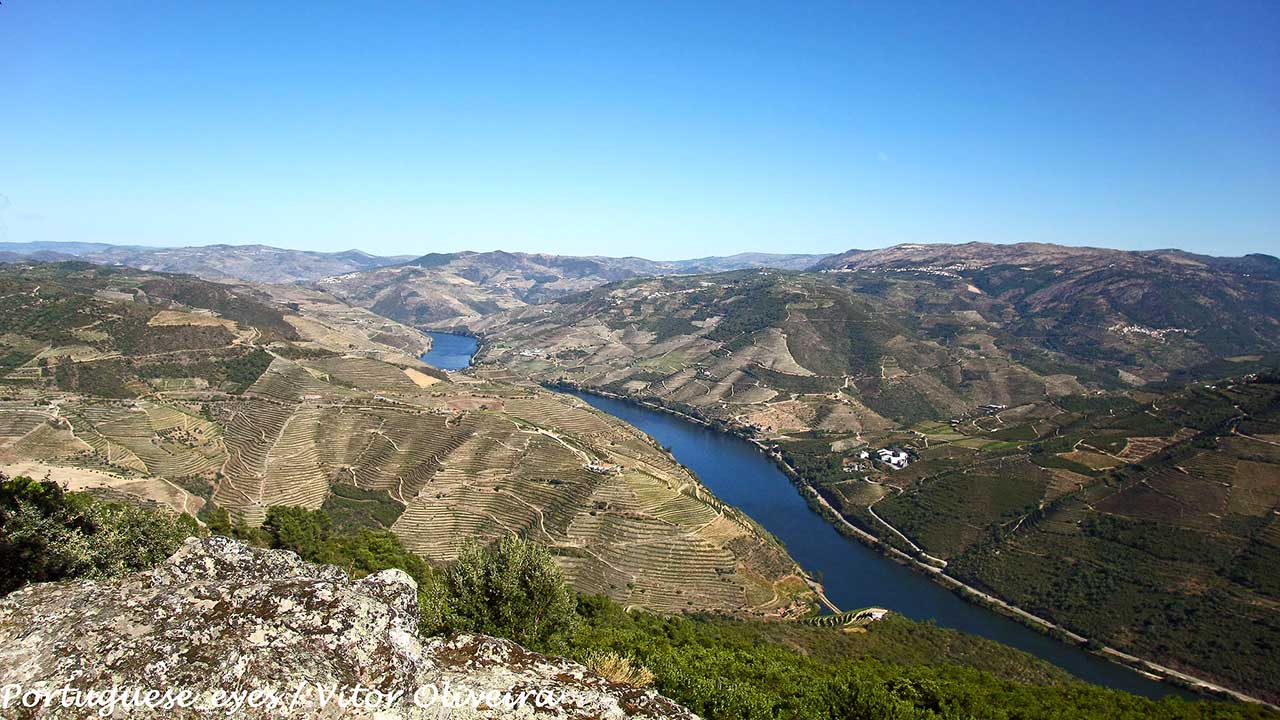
[567,390,1191,700]
[424,332,1186,699]
[420,331,480,371]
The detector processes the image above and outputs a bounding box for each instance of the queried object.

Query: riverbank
[550,382,1273,709]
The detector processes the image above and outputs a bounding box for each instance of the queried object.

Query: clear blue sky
[1,1,1277,259]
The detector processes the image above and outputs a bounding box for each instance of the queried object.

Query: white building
[877,448,910,469]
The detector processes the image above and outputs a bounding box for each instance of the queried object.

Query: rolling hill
[318,249,831,327]
[0,242,830,320]
[463,242,1280,700]
[470,243,1279,425]
[0,260,811,618]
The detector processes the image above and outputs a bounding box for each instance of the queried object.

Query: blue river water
[566,390,1194,700]
[419,332,480,371]
[422,332,1187,699]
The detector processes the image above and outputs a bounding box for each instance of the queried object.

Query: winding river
[422,332,1186,699]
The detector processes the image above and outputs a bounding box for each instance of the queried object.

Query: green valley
[462,243,1280,703]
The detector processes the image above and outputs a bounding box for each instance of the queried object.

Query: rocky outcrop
[0,537,696,719]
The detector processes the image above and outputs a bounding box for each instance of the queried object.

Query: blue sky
[1,1,1277,259]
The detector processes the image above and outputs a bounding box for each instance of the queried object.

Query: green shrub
[221,349,273,393]
[262,505,332,555]
[203,506,233,535]
[434,536,578,651]
[312,528,435,590]
[0,475,198,595]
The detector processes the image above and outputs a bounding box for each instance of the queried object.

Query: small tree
[315,528,435,589]
[436,536,578,651]
[204,506,233,536]
[262,506,331,555]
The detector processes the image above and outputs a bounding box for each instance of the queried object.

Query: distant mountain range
[316,250,831,327]
[472,241,1280,404]
[0,241,415,283]
[813,240,1280,275]
[0,242,830,298]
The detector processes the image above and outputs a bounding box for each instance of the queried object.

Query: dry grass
[742,402,812,434]
[1116,428,1197,462]
[584,651,655,688]
[1057,449,1121,470]
[402,367,440,387]
[147,309,236,328]
[0,461,204,516]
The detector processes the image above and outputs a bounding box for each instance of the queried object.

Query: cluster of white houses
[845,447,912,472]
[875,448,911,469]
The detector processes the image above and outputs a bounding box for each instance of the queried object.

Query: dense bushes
[322,482,407,530]
[569,595,1273,719]
[53,358,137,398]
[262,505,333,555]
[132,348,273,393]
[253,506,435,591]
[138,277,299,342]
[434,536,579,651]
[0,475,199,595]
[221,349,274,392]
[698,278,790,349]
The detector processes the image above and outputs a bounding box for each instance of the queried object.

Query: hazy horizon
[4,236,1279,264]
[2,2,1277,258]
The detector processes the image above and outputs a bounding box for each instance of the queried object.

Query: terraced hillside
[471,268,1269,439]
[254,283,436,366]
[850,374,1280,704]
[0,261,811,617]
[465,243,1280,701]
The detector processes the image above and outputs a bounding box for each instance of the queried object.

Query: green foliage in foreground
[11,492,1275,720]
[253,506,436,591]
[213,505,1276,718]
[568,595,1274,720]
[0,475,199,595]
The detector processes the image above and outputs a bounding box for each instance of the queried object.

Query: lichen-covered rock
[0,536,696,719]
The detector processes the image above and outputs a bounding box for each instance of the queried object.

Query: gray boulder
[0,536,696,719]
